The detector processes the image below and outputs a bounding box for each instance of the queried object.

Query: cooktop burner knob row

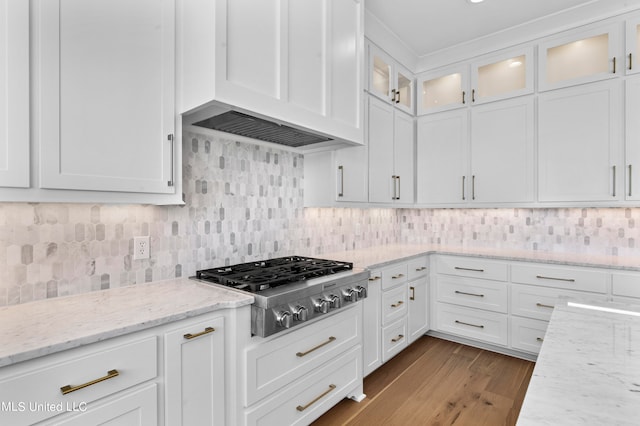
[328,294,341,309]
[293,305,308,321]
[276,311,292,328]
[314,299,330,314]
[343,288,358,302]
[356,286,367,299]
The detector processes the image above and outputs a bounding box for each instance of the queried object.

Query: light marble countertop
[321,244,640,271]
[517,299,640,425]
[0,278,253,368]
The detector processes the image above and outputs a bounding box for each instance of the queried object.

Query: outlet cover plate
[134,236,150,260]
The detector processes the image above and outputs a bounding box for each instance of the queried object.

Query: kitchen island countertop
[517,299,640,425]
[0,278,253,368]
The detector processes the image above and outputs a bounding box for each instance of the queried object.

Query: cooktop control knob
[276,311,292,328]
[356,286,367,299]
[293,305,308,321]
[343,288,358,302]
[328,294,341,309]
[314,299,330,314]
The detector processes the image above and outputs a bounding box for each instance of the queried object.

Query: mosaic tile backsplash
[1,129,639,305]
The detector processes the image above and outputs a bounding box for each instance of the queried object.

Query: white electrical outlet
[133,236,150,260]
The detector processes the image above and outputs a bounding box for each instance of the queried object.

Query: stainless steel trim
[455,290,484,298]
[535,275,575,283]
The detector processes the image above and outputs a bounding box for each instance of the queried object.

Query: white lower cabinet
[510,317,548,354]
[436,303,509,346]
[407,277,429,343]
[363,270,382,377]
[382,318,408,362]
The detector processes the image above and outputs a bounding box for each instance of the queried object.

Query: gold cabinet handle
[391,334,404,343]
[391,273,405,279]
[296,384,336,412]
[454,266,484,273]
[536,302,554,309]
[410,286,415,301]
[455,290,484,298]
[536,337,544,342]
[184,327,215,340]
[337,165,344,197]
[415,266,427,271]
[455,320,484,329]
[535,275,575,283]
[296,336,336,357]
[368,276,381,281]
[60,369,119,395]
[391,301,404,308]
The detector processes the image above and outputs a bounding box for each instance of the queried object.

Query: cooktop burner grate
[196,256,353,293]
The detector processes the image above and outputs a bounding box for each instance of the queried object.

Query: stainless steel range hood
[183,102,349,150]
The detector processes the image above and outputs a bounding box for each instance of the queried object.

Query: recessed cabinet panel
[539,24,620,91]
[418,67,468,115]
[626,76,640,200]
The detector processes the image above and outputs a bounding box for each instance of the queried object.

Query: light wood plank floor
[313,336,534,426]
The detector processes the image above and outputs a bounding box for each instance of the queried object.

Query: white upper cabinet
[626,15,640,75]
[538,23,621,91]
[626,76,640,200]
[37,0,176,194]
[0,0,29,188]
[417,65,469,115]
[180,0,364,148]
[335,144,368,203]
[470,46,534,105]
[368,43,414,115]
[538,80,623,202]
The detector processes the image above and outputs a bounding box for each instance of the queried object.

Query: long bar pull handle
[613,56,617,74]
[462,91,466,104]
[368,276,381,281]
[454,266,484,273]
[391,334,404,343]
[167,134,175,187]
[613,165,617,197]
[391,301,404,308]
[630,164,633,197]
[472,175,476,200]
[296,336,336,357]
[455,320,484,329]
[536,303,555,309]
[455,290,484,298]
[337,166,344,197]
[535,275,575,283]
[391,89,397,103]
[296,384,336,412]
[410,286,415,301]
[397,175,401,200]
[462,176,466,200]
[184,327,216,340]
[630,53,634,71]
[392,175,397,200]
[61,370,119,395]
[472,89,476,103]
[396,90,401,104]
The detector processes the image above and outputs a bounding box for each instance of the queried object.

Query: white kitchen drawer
[382,318,408,363]
[0,336,157,426]
[435,303,508,346]
[436,256,508,282]
[437,275,508,313]
[244,346,361,426]
[381,263,409,291]
[381,283,409,325]
[511,263,607,293]
[407,256,429,281]
[510,316,548,354]
[612,272,640,299]
[245,304,361,406]
[511,283,608,321]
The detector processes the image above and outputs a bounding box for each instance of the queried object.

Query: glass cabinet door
[417,66,468,115]
[539,23,620,91]
[626,17,640,75]
[394,65,414,114]
[369,45,392,101]
[471,47,533,104]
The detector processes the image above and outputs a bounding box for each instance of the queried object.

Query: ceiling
[365,0,608,57]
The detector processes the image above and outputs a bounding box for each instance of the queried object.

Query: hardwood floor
[313,337,534,426]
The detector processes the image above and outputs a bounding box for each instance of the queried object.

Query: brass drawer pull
[391,334,404,343]
[391,273,405,279]
[391,301,404,308]
[296,384,336,412]
[536,302,554,309]
[60,369,119,395]
[455,320,484,329]
[184,327,215,340]
[296,336,336,357]
[454,266,484,273]
[536,337,544,342]
[368,276,381,281]
[410,286,415,301]
[535,275,575,283]
[455,290,484,298]
[415,266,427,271]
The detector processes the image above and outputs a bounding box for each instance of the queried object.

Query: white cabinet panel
[368,96,395,203]
[335,145,368,202]
[626,16,640,75]
[437,276,508,313]
[394,110,415,203]
[0,0,29,188]
[511,263,608,294]
[408,277,429,343]
[436,303,508,346]
[381,318,408,362]
[37,0,175,194]
[510,317,548,354]
[626,76,640,200]
[538,80,623,202]
[363,271,382,377]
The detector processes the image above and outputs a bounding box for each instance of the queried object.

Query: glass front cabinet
[470,46,534,104]
[417,65,468,115]
[368,43,414,115]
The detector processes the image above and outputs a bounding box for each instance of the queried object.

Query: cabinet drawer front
[381,263,409,291]
[612,273,640,299]
[382,318,408,363]
[437,276,508,313]
[511,264,607,293]
[437,256,508,281]
[245,346,361,426]
[511,284,607,321]
[511,317,548,354]
[245,305,361,406]
[407,256,429,281]
[381,283,408,325]
[436,303,508,346]
[0,336,157,426]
